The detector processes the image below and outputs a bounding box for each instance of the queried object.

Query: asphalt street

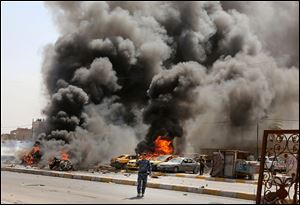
[1,171,254,204]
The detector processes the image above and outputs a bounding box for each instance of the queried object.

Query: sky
[1,2,298,135]
[1,1,58,134]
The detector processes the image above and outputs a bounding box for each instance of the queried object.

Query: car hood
[158,162,180,166]
[150,160,162,164]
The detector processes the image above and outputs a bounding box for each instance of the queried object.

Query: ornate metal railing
[256,130,299,204]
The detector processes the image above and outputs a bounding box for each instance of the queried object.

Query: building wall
[10,128,32,140]
[1,119,47,141]
[1,133,11,141]
[32,118,47,137]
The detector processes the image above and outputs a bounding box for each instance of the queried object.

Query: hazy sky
[1,1,58,133]
[1,2,298,135]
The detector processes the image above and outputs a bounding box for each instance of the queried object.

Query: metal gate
[256,130,299,204]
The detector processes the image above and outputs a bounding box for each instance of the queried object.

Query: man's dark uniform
[137,158,151,197]
[199,157,205,175]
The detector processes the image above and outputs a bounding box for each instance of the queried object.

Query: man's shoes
[141,194,144,197]
[137,193,141,197]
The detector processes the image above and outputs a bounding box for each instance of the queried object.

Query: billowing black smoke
[36,1,298,168]
[136,62,205,153]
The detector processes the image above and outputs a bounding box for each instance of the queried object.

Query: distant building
[10,128,32,140]
[1,133,11,141]
[1,128,32,141]
[1,118,47,141]
[32,118,47,137]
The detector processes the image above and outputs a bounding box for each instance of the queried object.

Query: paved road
[1,171,254,204]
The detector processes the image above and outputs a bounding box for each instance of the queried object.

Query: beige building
[9,128,32,140]
[32,118,47,137]
[1,128,33,141]
[1,118,47,141]
[1,133,11,141]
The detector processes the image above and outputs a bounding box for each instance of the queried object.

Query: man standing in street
[136,153,151,197]
[199,156,205,175]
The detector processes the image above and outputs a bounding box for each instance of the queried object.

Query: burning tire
[49,157,73,171]
[49,157,61,170]
[59,160,73,171]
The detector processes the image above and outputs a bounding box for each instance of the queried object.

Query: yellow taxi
[110,154,137,169]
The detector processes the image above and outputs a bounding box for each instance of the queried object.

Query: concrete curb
[1,167,256,201]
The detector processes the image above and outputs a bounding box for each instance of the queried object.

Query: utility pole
[256,121,259,160]
[256,115,268,160]
[32,118,34,139]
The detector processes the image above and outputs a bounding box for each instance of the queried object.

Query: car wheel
[193,167,199,174]
[174,166,179,173]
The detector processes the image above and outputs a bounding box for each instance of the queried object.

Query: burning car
[127,154,176,170]
[153,136,174,155]
[157,157,200,173]
[127,134,176,170]
[48,151,73,171]
[110,154,137,169]
[21,142,41,166]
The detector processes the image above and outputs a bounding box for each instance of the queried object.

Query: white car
[262,156,286,172]
[264,156,274,170]
[157,157,200,173]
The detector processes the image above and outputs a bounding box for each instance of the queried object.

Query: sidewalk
[120,169,257,185]
[1,166,256,201]
[154,172,258,185]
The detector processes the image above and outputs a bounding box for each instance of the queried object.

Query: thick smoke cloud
[38,1,298,168]
[136,62,205,153]
[221,1,299,67]
[44,85,89,133]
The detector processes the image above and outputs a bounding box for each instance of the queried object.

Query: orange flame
[22,145,40,165]
[154,136,174,155]
[143,153,154,160]
[139,136,174,160]
[61,150,69,161]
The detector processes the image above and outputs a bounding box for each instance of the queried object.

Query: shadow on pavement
[124,196,143,200]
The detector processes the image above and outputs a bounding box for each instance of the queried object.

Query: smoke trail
[36,1,298,168]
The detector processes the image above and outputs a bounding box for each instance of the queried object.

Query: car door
[182,158,193,172]
[181,158,189,172]
[187,158,194,171]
